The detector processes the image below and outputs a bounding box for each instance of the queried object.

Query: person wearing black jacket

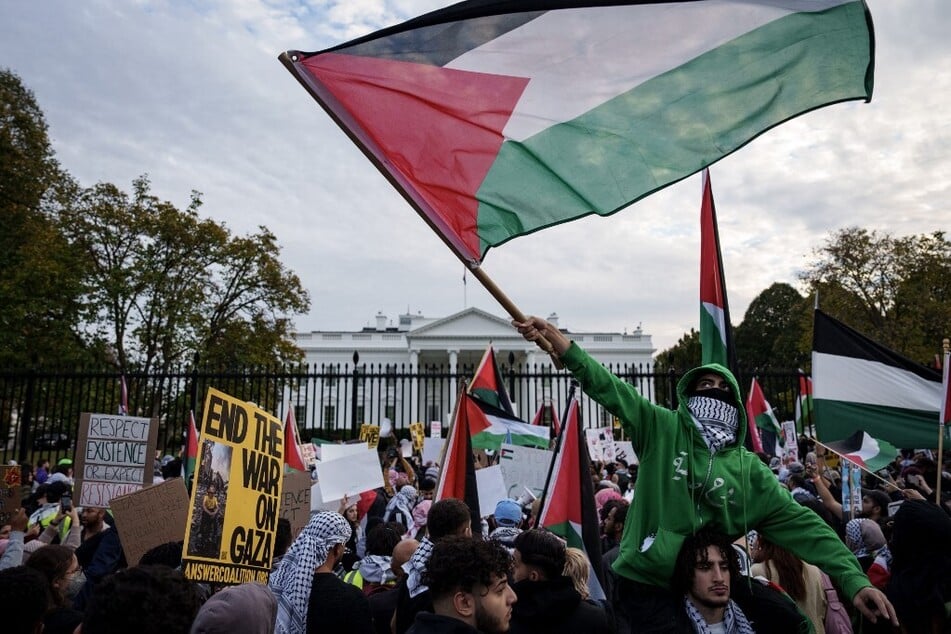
[508,529,612,634]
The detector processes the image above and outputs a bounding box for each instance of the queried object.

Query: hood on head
[676,363,747,448]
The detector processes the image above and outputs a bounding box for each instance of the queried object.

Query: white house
[291,307,655,434]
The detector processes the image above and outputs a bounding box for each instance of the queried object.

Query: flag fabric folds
[183,410,199,485]
[699,168,734,369]
[746,378,785,450]
[812,309,943,449]
[537,397,606,601]
[284,408,308,472]
[795,371,814,434]
[281,1,874,265]
[530,400,561,438]
[435,391,482,535]
[469,344,516,416]
[469,398,550,451]
[824,430,899,474]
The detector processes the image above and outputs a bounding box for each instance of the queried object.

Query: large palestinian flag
[537,397,605,601]
[812,310,943,449]
[468,396,550,451]
[281,1,874,265]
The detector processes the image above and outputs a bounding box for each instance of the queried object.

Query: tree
[653,329,701,407]
[58,176,310,375]
[0,69,87,367]
[734,282,808,370]
[800,228,951,364]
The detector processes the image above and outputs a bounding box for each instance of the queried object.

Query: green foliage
[734,282,809,370]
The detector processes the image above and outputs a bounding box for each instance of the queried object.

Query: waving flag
[795,371,814,434]
[281,1,874,265]
[469,344,516,416]
[813,310,942,448]
[468,398,550,451]
[183,410,199,486]
[824,430,899,474]
[531,400,561,438]
[746,378,784,452]
[435,391,482,535]
[537,396,605,601]
[699,168,735,369]
[284,407,308,472]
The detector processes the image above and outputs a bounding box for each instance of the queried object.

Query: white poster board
[422,438,444,465]
[320,441,371,462]
[614,441,638,466]
[781,421,799,462]
[585,427,615,462]
[498,444,553,500]
[475,465,508,519]
[315,449,383,502]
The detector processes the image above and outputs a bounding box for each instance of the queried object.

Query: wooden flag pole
[811,437,897,492]
[470,265,564,369]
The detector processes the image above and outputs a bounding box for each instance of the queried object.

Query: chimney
[375,312,387,331]
[547,312,559,328]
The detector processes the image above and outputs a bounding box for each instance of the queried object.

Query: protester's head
[79,506,106,531]
[493,499,522,529]
[0,565,48,634]
[428,498,473,540]
[161,458,182,480]
[366,521,404,557]
[391,538,419,580]
[752,536,806,601]
[688,371,734,402]
[845,518,887,556]
[190,583,277,634]
[82,565,203,634]
[25,544,81,608]
[786,473,807,490]
[419,477,436,501]
[672,530,738,615]
[140,540,185,568]
[681,366,742,453]
[424,536,516,633]
[862,490,891,520]
[512,529,566,583]
[563,547,591,600]
[600,498,629,540]
[45,481,70,504]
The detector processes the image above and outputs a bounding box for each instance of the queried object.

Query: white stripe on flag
[813,352,942,411]
[702,302,727,347]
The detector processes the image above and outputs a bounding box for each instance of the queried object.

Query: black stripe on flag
[813,310,940,382]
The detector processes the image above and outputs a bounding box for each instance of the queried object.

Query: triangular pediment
[409,306,518,341]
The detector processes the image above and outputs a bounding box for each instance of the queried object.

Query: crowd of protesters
[3,408,951,632]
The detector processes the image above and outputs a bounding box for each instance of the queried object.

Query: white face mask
[65,570,86,600]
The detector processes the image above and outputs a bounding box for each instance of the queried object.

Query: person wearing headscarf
[844,518,891,590]
[269,511,373,634]
[191,583,277,634]
[383,485,418,532]
[407,499,431,540]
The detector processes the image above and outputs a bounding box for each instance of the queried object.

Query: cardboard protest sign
[781,421,799,462]
[499,444,552,500]
[0,465,22,527]
[359,424,381,449]
[111,478,189,566]
[280,470,313,538]
[475,464,508,518]
[314,449,383,503]
[182,388,284,585]
[585,427,615,463]
[74,413,159,508]
[409,422,425,452]
[300,442,317,468]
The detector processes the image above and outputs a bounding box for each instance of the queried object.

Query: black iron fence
[0,363,807,465]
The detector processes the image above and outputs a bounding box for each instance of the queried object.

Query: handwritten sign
[280,470,313,539]
[182,388,284,585]
[74,413,159,508]
[585,427,615,463]
[111,478,189,566]
[499,444,553,500]
[430,421,442,438]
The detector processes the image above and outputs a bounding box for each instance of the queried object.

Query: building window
[323,405,336,426]
[356,406,365,425]
[293,405,307,427]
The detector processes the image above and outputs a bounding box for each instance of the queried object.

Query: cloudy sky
[2,1,948,355]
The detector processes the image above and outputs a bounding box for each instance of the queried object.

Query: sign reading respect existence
[74,413,159,508]
[182,388,285,586]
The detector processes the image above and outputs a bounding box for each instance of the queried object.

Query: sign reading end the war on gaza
[182,388,284,585]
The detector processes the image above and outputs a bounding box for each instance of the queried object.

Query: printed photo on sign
[186,439,231,559]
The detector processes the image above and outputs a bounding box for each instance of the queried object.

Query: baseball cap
[494,499,522,528]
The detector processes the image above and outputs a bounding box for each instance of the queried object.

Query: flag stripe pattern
[435,392,482,535]
[284,408,308,472]
[538,397,605,601]
[825,430,898,474]
[813,310,942,449]
[699,168,731,367]
[283,1,874,264]
[746,378,785,447]
[469,345,516,415]
[469,398,550,451]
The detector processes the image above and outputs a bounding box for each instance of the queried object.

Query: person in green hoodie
[513,316,897,632]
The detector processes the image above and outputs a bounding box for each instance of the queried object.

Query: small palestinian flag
[825,430,899,474]
[435,391,482,536]
[469,344,516,416]
[746,378,784,449]
[530,400,561,438]
[284,407,308,472]
[469,398,550,452]
[182,410,199,486]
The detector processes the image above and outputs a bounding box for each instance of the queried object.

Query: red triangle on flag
[435,392,481,534]
[284,408,308,472]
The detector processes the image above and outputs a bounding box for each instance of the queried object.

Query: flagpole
[534,382,577,527]
[469,265,564,369]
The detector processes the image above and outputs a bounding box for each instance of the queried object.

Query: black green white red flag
[530,400,560,438]
[824,430,898,474]
[795,371,814,434]
[699,168,735,369]
[537,397,605,601]
[812,310,942,449]
[182,410,199,486]
[469,344,516,416]
[281,1,874,266]
[435,391,482,535]
[746,378,784,451]
[283,408,308,472]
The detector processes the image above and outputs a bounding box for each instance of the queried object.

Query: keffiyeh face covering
[270,511,352,634]
[688,395,738,453]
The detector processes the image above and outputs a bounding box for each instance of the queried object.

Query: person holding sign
[513,316,898,631]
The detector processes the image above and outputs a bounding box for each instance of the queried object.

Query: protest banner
[280,470,313,538]
[781,421,799,462]
[182,388,284,586]
[499,444,552,500]
[315,449,384,503]
[359,424,381,450]
[74,413,159,508]
[409,422,425,452]
[422,437,444,465]
[614,441,638,466]
[300,442,317,468]
[430,421,442,438]
[0,465,21,527]
[585,427,615,462]
[111,478,189,566]
[475,464,508,518]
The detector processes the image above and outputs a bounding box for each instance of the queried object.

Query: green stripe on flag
[815,399,939,449]
[544,520,584,550]
[475,3,871,251]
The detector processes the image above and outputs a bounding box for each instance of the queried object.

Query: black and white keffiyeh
[687,396,738,453]
[684,596,754,634]
[270,511,352,634]
[403,536,435,598]
[383,485,418,528]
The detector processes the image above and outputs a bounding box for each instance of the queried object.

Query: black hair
[25,544,74,608]
[161,458,183,480]
[428,498,472,540]
[424,536,511,599]
[366,521,404,557]
[786,473,807,489]
[82,565,203,634]
[600,498,627,523]
[671,529,739,595]
[863,489,892,516]
[513,529,566,580]
[274,518,293,560]
[419,477,436,492]
[0,566,48,634]
[612,500,629,526]
[140,541,185,568]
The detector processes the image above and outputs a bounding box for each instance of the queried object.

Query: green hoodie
[562,344,870,600]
